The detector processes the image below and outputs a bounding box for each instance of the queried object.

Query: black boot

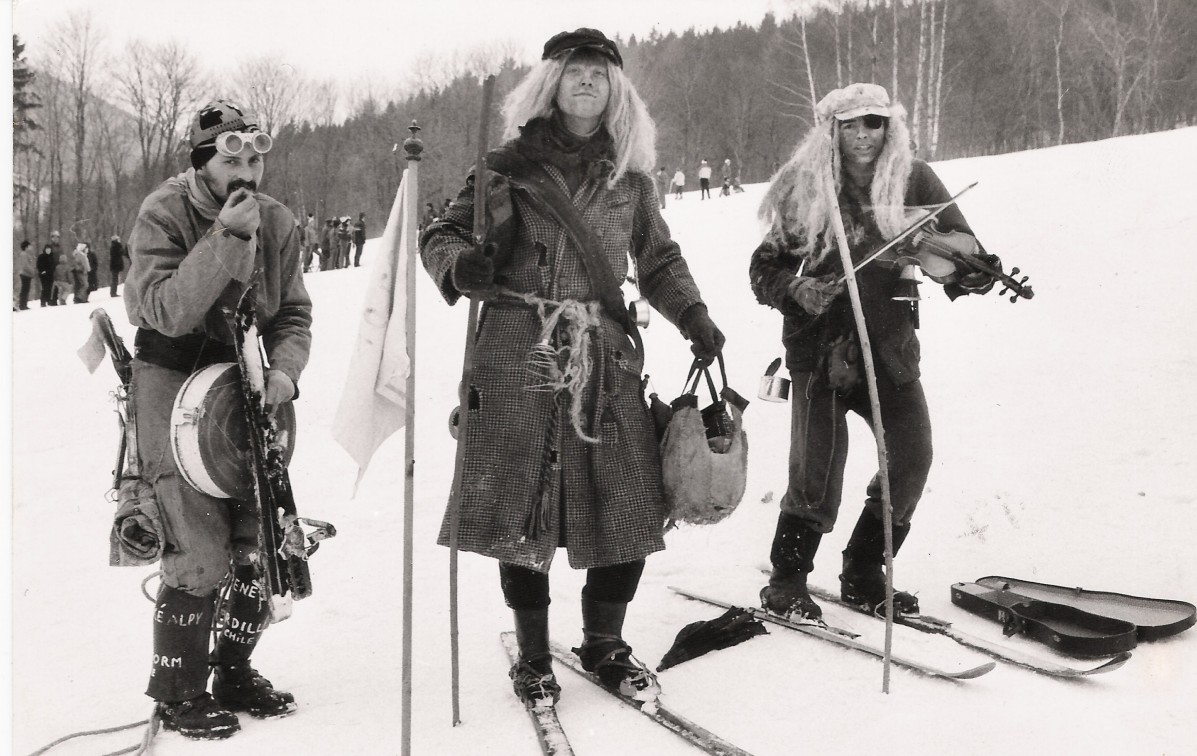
[760,512,824,620]
[840,511,920,614]
[509,607,561,709]
[573,599,659,701]
[211,566,296,719]
[147,586,239,740]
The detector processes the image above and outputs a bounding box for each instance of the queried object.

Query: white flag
[332,169,412,485]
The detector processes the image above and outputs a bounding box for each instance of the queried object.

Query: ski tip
[1083,651,1132,676]
[953,661,998,680]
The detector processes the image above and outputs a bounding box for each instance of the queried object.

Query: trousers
[781,369,932,532]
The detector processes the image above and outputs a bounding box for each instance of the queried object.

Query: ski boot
[574,637,660,701]
[574,599,659,702]
[159,693,240,740]
[509,608,561,709]
[212,663,297,719]
[840,511,919,615]
[760,512,824,621]
[509,653,562,710]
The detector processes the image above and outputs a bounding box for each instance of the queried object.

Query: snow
[11,127,1197,756]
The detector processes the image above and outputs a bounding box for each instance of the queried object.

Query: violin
[898,223,1034,302]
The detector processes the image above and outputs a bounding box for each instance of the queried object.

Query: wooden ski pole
[447,74,496,726]
[401,121,424,756]
[823,169,897,694]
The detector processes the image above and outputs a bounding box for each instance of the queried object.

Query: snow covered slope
[11,127,1197,755]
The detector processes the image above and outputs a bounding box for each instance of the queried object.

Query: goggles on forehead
[214,130,273,157]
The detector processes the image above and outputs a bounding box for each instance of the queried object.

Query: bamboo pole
[823,163,897,694]
[447,74,497,727]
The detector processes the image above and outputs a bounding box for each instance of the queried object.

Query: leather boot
[760,512,824,620]
[840,510,919,614]
[147,585,240,740]
[212,566,296,719]
[573,599,659,701]
[509,607,560,709]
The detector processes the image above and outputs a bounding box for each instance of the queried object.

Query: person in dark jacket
[124,98,311,741]
[352,212,366,266]
[86,242,99,292]
[751,83,1000,622]
[109,235,128,297]
[39,231,62,306]
[420,28,725,712]
[17,240,35,310]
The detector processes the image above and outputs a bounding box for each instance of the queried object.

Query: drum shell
[171,362,296,499]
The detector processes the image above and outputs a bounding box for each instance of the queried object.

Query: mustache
[227,179,258,194]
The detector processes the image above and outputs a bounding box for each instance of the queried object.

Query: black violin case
[951,576,1196,658]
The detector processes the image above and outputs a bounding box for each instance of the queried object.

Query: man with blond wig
[750,83,1000,622]
[421,28,725,710]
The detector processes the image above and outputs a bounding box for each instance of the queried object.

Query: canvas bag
[661,355,750,527]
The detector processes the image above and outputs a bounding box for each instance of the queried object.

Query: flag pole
[401,121,423,756]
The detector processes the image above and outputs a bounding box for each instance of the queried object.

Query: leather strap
[487,150,643,359]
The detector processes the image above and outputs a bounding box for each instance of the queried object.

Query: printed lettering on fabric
[152,654,184,669]
[154,609,206,627]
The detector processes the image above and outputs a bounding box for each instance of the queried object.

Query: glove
[787,275,842,315]
[451,247,495,294]
[945,252,1002,300]
[680,304,726,367]
[481,170,515,269]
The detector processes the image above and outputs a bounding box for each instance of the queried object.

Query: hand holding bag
[661,355,750,527]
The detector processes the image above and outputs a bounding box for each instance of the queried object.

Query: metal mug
[758,357,790,402]
[891,265,923,302]
[629,297,650,328]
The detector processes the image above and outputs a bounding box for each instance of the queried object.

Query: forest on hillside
[12,0,1196,283]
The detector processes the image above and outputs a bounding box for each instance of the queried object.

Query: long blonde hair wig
[758,101,913,266]
[501,51,656,184]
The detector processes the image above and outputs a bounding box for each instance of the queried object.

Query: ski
[87,309,137,491]
[499,633,575,756]
[548,641,754,756]
[671,586,995,681]
[230,289,333,620]
[806,584,1131,678]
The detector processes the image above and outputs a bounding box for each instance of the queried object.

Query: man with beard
[123,99,312,740]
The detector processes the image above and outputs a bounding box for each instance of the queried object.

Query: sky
[10,0,792,92]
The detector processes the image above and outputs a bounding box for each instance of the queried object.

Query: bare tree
[234,55,303,134]
[115,39,208,192]
[49,9,104,223]
[912,0,929,154]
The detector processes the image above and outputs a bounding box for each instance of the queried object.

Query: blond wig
[759,101,913,266]
[501,51,656,184]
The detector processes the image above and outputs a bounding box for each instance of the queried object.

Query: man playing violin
[749,82,1000,621]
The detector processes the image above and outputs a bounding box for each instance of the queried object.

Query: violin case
[951,576,1195,658]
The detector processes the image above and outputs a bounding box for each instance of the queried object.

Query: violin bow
[834,181,978,285]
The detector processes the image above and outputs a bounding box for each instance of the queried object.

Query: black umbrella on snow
[656,606,769,672]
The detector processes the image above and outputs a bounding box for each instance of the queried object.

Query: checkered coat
[420,141,705,572]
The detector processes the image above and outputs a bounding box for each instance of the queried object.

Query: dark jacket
[749,160,979,385]
[110,240,126,271]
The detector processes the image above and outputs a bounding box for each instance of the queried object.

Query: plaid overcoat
[420,142,704,572]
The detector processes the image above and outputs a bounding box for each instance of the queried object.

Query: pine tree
[13,34,41,154]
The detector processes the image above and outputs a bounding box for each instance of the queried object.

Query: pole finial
[403,120,424,162]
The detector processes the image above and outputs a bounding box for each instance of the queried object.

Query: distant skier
[109,235,127,297]
[353,212,366,266]
[123,98,312,740]
[698,158,712,199]
[672,166,685,199]
[751,83,1000,621]
[420,27,725,711]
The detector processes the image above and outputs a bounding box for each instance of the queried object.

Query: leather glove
[945,252,1002,300]
[680,304,726,367]
[481,170,515,269]
[451,247,495,294]
[787,275,842,315]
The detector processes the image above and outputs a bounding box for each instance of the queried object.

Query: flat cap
[542,28,622,68]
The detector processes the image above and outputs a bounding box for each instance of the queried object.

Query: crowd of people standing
[15,229,124,309]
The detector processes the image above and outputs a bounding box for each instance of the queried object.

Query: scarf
[516,112,614,194]
[184,168,224,221]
